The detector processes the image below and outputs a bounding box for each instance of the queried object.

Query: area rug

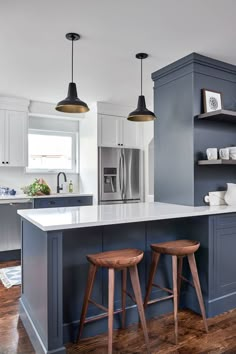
[0,265,21,288]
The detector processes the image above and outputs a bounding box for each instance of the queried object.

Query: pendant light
[55,33,89,113]
[128,53,156,122]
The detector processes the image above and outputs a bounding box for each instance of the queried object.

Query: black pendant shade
[128,53,156,122]
[128,95,156,122]
[56,33,89,114]
[56,82,89,113]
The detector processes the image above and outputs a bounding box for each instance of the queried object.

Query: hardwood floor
[1,261,236,353]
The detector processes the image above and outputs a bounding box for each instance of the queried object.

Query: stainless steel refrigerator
[98,147,141,204]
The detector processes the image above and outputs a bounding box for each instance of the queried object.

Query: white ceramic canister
[224,183,236,205]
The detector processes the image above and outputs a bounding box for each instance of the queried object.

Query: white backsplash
[0,167,80,194]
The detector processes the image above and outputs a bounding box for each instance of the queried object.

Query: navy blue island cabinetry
[18,203,236,354]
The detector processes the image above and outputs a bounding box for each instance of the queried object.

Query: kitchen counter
[18,201,236,231]
[0,193,93,204]
[18,201,236,354]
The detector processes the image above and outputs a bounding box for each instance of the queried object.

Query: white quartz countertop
[17,201,236,232]
[0,193,92,205]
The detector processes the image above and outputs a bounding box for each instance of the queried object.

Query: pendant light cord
[71,37,74,82]
[141,58,143,96]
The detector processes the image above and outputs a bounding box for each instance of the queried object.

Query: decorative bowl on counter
[224,183,236,205]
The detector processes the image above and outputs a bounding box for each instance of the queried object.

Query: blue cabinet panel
[33,198,65,209]
[65,196,93,207]
[33,195,93,209]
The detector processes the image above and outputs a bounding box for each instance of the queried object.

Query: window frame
[25,129,79,174]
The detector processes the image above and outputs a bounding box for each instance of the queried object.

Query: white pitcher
[224,183,236,205]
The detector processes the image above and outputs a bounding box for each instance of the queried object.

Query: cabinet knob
[2,162,5,164]
[6,162,9,164]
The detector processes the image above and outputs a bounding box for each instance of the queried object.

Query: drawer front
[34,198,66,209]
[215,213,236,229]
[65,196,93,207]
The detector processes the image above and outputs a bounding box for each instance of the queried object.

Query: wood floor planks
[1,261,236,353]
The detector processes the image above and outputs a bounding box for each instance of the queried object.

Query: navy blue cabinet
[33,195,93,209]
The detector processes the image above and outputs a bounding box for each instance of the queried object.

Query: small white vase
[224,183,236,205]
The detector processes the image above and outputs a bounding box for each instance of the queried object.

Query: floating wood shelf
[198,109,236,122]
[198,159,236,165]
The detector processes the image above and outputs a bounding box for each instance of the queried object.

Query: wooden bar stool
[77,248,150,354]
[144,240,208,344]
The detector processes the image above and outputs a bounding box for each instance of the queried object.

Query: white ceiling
[1,0,236,109]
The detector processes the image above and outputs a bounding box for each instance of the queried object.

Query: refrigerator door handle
[119,151,122,194]
[122,150,126,200]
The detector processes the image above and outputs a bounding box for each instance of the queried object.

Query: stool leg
[177,256,183,308]
[121,268,127,329]
[77,264,97,342]
[108,268,115,354]
[129,265,151,354]
[172,255,178,344]
[187,253,208,333]
[144,252,160,308]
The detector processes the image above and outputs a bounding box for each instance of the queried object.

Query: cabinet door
[0,110,6,165]
[98,115,121,147]
[65,196,93,206]
[33,198,66,209]
[122,119,143,148]
[6,110,28,166]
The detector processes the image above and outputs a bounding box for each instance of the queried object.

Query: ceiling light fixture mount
[55,32,89,114]
[127,52,156,122]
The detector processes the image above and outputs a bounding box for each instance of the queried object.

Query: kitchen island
[18,202,236,354]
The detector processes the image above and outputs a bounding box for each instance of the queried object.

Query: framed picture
[202,89,223,113]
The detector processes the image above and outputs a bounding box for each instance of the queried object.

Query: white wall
[0,167,79,194]
[79,103,99,204]
[143,122,154,202]
[0,115,80,194]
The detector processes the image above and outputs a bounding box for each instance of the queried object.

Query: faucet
[57,172,67,193]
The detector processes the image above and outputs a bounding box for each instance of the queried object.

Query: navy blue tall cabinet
[152,53,236,206]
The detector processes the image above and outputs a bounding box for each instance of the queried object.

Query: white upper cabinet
[98,114,143,148]
[122,118,143,148]
[0,109,28,167]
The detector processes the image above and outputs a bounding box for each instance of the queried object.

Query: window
[26,129,78,173]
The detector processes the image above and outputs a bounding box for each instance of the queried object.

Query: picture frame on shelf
[202,89,223,113]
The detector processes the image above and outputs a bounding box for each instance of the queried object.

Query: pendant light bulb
[56,33,89,114]
[128,53,156,122]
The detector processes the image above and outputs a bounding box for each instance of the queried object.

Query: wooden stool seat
[87,248,143,268]
[151,240,200,256]
[78,248,150,354]
[144,239,208,345]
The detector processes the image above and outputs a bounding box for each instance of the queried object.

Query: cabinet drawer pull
[49,201,56,205]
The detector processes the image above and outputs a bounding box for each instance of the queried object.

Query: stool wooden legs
[187,254,208,333]
[129,265,151,354]
[121,268,127,329]
[144,252,160,308]
[172,255,178,344]
[108,268,115,354]
[78,264,150,354]
[77,264,97,341]
[177,256,183,307]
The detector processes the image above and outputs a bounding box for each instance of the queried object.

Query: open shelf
[198,159,236,165]
[198,109,236,122]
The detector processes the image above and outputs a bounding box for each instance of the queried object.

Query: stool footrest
[124,289,136,304]
[89,298,108,313]
[152,283,174,294]
[180,275,194,288]
[84,308,123,324]
[147,294,174,306]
